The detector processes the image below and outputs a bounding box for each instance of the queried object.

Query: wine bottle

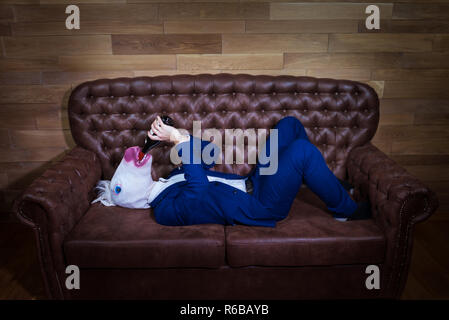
[138,115,174,161]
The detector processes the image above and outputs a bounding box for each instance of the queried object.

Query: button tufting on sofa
[14,74,439,300]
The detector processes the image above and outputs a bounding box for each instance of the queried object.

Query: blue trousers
[249,116,357,220]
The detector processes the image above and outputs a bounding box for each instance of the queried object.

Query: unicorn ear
[91,180,116,207]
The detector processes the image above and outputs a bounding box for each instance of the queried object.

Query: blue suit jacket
[149,136,277,228]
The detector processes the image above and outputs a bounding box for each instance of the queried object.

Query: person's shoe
[347,200,372,220]
[332,200,372,221]
[332,212,349,222]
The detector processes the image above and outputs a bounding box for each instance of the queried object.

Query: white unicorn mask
[92,146,155,209]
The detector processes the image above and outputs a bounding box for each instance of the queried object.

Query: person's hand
[148,116,177,142]
[148,116,189,145]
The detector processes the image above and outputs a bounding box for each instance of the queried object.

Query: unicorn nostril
[138,151,145,161]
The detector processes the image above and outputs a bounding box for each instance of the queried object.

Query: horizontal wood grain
[0,57,61,71]
[0,5,13,21]
[0,109,36,129]
[414,113,449,126]
[112,34,222,55]
[246,19,357,33]
[420,181,449,197]
[390,155,449,167]
[400,53,449,68]
[383,81,449,99]
[375,125,449,141]
[222,34,327,54]
[128,0,239,2]
[393,3,449,20]
[42,71,134,85]
[284,53,402,69]
[10,129,73,148]
[35,109,69,130]
[379,99,449,114]
[392,139,449,154]
[0,129,10,147]
[0,173,7,188]
[0,85,70,103]
[134,69,307,77]
[270,3,393,20]
[215,69,306,76]
[177,54,283,70]
[329,34,433,53]
[164,20,245,34]
[378,113,414,125]
[158,3,269,20]
[404,165,449,181]
[59,55,177,71]
[132,69,223,77]
[1,38,4,57]
[0,103,68,130]
[434,35,449,52]
[131,0,449,2]
[365,80,384,98]
[1,0,38,3]
[306,68,371,81]
[14,4,158,22]
[0,22,11,36]
[3,35,112,58]
[0,71,41,85]
[0,103,64,112]
[371,140,391,154]
[0,147,68,162]
[358,20,449,33]
[372,69,449,81]
[0,162,50,181]
[0,161,54,189]
[40,0,126,3]
[12,21,163,36]
[0,104,63,130]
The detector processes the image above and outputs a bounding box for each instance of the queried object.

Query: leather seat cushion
[64,203,225,268]
[226,186,386,267]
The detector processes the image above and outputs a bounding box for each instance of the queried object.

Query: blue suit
[150,117,357,228]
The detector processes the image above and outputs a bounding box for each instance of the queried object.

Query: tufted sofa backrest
[68,74,379,180]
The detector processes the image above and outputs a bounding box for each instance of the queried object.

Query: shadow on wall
[1,88,75,221]
[62,88,76,151]
[0,89,76,299]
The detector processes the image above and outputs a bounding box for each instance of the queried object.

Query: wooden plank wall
[0,1,448,219]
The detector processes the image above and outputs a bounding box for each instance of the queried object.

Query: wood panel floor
[0,210,448,300]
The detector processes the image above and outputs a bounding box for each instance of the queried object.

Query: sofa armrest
[347,142,439,298]
[13,146,101,299]
[347,143,438,228]
[14,146,101,234]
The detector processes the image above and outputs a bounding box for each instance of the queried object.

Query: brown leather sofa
[14,74,439,299]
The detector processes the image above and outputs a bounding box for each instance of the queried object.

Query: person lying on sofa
[92,116,371,227]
